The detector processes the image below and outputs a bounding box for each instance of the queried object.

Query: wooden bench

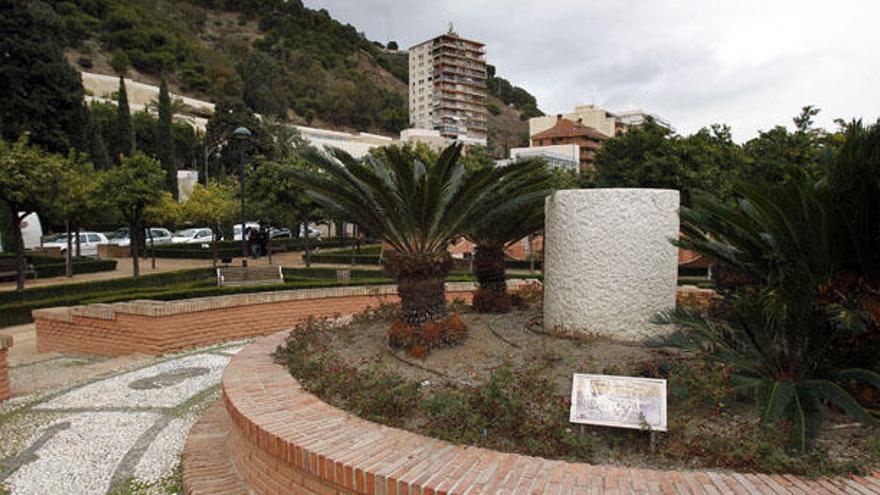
[216,265,284,287]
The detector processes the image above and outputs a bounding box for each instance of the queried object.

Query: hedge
[0,257,118,280]
[145,238,350,259]
[309,254,382,265]
[0,266,546,329]
[32,259,118,278]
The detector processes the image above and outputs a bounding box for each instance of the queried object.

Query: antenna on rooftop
[448,22,455,34]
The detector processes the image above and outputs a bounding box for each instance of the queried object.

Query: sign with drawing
[569,374,667,431]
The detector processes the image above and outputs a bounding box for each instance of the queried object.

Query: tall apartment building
[408,28,488,145]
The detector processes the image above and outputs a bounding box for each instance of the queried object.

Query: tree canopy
[0,1,85,153]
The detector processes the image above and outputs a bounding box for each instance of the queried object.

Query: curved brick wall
[32,281,531,357]
[0,335,11,402]
[209,331,879,495]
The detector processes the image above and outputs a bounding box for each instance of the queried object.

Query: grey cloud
[304,0,880,141]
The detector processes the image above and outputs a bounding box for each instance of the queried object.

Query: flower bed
[186,327,880,495]
[272,307,880,477]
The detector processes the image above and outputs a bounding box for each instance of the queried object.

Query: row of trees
[0,138,166,289]
[592,106,841,204]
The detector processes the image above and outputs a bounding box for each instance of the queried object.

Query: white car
[299,225,322,240]
[172,228,215,244]
[107,228,173,247]
[42,232,109,257]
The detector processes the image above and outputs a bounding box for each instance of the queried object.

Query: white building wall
[408,42,433,129]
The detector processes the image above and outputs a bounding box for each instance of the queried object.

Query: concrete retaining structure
[0,335,11,402]
[544,189,680,340]
[32,281,534,357]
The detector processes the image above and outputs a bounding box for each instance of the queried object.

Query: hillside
[51,0,539,155]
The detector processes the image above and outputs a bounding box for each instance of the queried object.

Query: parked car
[107,228,173,247]
[269,227,292,239]
[299,225,322,239]
[41,232,109,257]
[171,228,215,244]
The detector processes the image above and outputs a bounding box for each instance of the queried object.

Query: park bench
[216,265,284,287]
[0,257,37,281]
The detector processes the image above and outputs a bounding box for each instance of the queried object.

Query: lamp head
[232,127,252,139]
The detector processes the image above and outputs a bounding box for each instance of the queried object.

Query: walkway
[0,333,250,494]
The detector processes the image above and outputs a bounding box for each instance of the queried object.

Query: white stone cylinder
[543,189,680,340]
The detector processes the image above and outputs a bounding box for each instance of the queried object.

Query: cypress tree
[158,76,177,199]
[116,75,134,159]
[89,111,111,170]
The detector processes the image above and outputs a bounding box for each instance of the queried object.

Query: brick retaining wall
[195,331,880,495]
[33,281,536,357]
[0,335,11,402]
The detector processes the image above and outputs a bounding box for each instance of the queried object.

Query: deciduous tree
[0,136,64,290]
[100,153,165,276]
[179,182,238,265]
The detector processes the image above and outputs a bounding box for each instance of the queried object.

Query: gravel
[4,412,161,495]
[35,353,231,411]
[0,341,248,495]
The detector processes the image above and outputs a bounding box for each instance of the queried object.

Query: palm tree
[655,128,880,451]
[291,143,542,327]
[466,161,552,312]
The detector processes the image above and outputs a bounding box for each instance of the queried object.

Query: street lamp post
[202,144,221,185]
[233,126,252,267]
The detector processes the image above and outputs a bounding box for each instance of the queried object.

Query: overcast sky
[303,0,879,142]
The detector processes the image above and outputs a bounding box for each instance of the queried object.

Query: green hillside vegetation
[49,0,539,152]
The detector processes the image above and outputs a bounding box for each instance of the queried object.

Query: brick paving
[188,330,880,495]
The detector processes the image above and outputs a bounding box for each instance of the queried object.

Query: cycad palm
[291,143,542,326]
[656,152,880,452]
[466,161,552,312]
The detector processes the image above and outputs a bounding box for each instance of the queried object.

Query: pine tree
[116,75,134,159]
[157,76,177,199]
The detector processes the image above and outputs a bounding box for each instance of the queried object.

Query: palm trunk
[65,220,73,278]
[473,244,509,313]
[384,251,451,326]
[474,245,507,296]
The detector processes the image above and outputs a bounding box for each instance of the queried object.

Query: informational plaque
[569,374,667,431]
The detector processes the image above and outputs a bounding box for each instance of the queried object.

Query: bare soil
[335,310,669,395]
[306,307,880,475]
